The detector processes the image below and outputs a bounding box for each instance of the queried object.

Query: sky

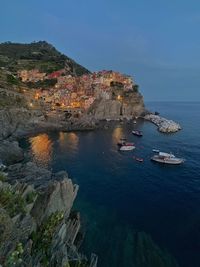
[0,0,200,101]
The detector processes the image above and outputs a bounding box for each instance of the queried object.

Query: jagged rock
[31,178,79,225]
[0,174,89,267]
[92,95,145,120]
[93,99,121,119]
[89,253,98,267]
[0,140,24,165]
[7,161,52,187]
[0,208,13,246]
[0,108,32,140]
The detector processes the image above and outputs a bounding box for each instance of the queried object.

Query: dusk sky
[1,0,199,101]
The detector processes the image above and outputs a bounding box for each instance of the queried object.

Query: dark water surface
[20,102,200,267]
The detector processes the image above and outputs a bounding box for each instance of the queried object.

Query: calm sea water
[20,102,200,267]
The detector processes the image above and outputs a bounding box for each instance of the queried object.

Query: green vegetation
[0,172,6,182]
[5,243,24,267]
[31,211,64,266]
[6,74,20,85]
[132,84,139,93]
[27,78,57,88]
[0,187,26,217]
[110,81,124,87]
[25,191,37,204]
[0,41,90,76]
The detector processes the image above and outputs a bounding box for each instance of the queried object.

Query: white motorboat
[120,143,135,151]
[151,152,185,165]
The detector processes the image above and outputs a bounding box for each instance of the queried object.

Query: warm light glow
[71,101,81,108]
[35,93,40,100]
[58,132,79,151]
[29,134,52,167]
[112,127,124,144]
[117,95,122,100]
[61,103,65,107]
[30,103,33,107]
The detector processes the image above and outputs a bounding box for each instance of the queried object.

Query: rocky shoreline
[0,161,98,267]
[0,109,99,266]
[144,114,181,133]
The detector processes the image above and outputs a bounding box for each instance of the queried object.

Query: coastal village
[17,68,136,116]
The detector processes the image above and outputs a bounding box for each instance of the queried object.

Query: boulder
[0,140,24,165]
[31,177,79,225]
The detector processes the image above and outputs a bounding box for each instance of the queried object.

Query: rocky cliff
[0,164,97,267]
[91,92,145,120]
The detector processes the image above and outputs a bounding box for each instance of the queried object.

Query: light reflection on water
[29,133,53,168]
[112,126,124,145]
[29,132,79,168]
[58,132,79,152]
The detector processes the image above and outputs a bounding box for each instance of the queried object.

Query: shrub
[26,191,37,204]
[31,211,64,265]
[0,172,6,182]
[0,188,26,217]
[5,242,24,267]
[132,84,139,92]
[6,74,20,85]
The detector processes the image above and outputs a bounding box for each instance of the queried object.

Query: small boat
[132,130,143,137]
[152,149,160,153]
[120,143,135,151]
[151,152,185,165]
[133,156,144,162]
[133,120,137,124]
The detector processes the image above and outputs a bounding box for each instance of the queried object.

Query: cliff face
[90,90,145,120]
[0,164,97,267]
[0,108,38,140]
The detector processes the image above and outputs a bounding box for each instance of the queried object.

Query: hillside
[0,41,90,76]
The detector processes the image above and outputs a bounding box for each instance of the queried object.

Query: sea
[20,102,200,267]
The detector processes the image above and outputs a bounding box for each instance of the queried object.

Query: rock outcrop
[0,167,97,267]
[31,178,78,225]
[0,140,24,165]
[144,114,181,133]
[0,107,45,140]
[91,91,145,120]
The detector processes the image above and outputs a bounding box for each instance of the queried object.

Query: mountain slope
[0,41,90,76]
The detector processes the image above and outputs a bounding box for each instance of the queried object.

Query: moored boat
[132,130,143,137]
[120,143,135,151]
[133,156,144,162]
[151,152,185,165]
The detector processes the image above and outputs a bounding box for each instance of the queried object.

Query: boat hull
[151,156,184,165]
[120,146,135,151]
[132,131,143,137]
